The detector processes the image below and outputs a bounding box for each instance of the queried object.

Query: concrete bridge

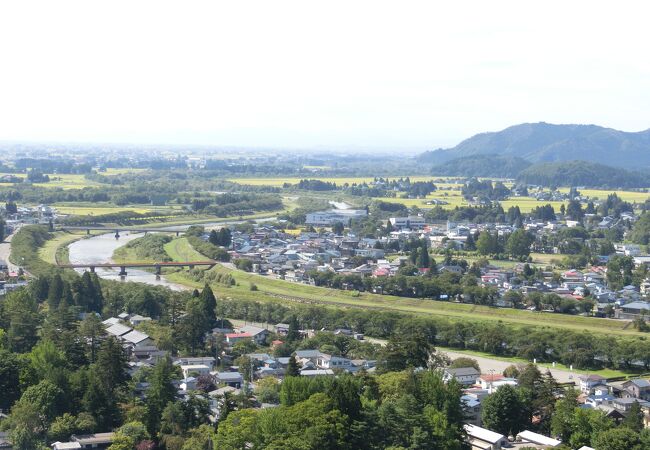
[57,226,186,237]
[57,260,216,276]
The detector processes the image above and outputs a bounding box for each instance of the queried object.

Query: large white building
[305,209,367,226]
[389,216,426,229]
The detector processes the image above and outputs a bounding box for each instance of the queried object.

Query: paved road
[0,231,21,274]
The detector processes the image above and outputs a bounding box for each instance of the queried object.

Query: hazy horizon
[1,1,649,149]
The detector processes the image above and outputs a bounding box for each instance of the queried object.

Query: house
[461,394,482,426]
[317,354,353,371]
[105,323,132,337]
[180,364,211,379]
[225,332,253,344]
[300,368,335,376]
[52,433,116,450]
[128,314,152,326]
[120,330,152,348]
[215,372,243,388]
[175,356,216,370]
[477,374,517,392]
[579,374,607,394]
[443,367,480,386]
[238,325,270,345]
[515,430,561,447]
[464,424,508,450]
[620,379,650,400]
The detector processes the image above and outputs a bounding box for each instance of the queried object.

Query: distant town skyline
[1,0,649,150]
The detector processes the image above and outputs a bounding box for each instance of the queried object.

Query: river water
[66,217,277,290]
[67,232,188,290]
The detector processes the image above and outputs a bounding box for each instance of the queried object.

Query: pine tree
[47,274,64,310]
[286,315,300,343]
[95,336,129,393]
[209,230,219,246]
[199,284,217,327]
[146,355,177,435]
[287,355,300,376]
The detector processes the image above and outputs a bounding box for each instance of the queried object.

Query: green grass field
[38,231,93,265]
[164,237,206,261]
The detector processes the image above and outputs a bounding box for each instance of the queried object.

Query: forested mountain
[516,160,650,188]
[430,154,531,178]
[419,122,650,169]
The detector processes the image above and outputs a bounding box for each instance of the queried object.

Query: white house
[464,424,508,450]
[443,367,480,386]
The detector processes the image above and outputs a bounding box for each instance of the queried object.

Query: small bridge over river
[57,261,216,276]
[57,226,187,237]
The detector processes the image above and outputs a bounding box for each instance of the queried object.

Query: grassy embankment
[38,231,96,265]
[162,237,641,338]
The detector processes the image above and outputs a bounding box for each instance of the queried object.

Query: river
[67,232,188,290]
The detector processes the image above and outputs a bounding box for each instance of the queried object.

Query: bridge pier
[89,266,95,273]
[115,230,120,239]
[176,231,180,237]
[119,266,127,277]
[188,264,195,270]
[155,265,161,276]
[86,229,90,235]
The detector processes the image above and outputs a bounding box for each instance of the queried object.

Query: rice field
[559,188,650,203]
[53,205,155,215]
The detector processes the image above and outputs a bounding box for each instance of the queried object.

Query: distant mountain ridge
[430,154,531,178]
[418,122,650,169]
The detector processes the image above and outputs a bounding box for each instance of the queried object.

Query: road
[0,231,22,274]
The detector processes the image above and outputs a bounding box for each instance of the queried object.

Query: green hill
[430,154,531,178]
[516,160,650,188]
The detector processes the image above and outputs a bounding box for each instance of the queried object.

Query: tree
[378,328,431,372]
[286,315,301,343]
[449,357,480,372]
[622,400,644,432]
[0,217,5,242]
[481,385,527,436]
[0,350,22,410]
[286,355,300,377]
[505,229,534,259]
[82,374,121,428]
[146,355,178,435]
[179,298,210,355]
[208,229,219,246]
[593,428,642,450]
[47,273,64,310]
[199,284,217,327]
[566,200,584,220]
[95,336,129,392]
[332,221,345,235]
[79,314,105,363]
[13,380,65,432]
[550,389,578,442]
[476,231,498,256]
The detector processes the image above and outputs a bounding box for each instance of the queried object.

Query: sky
[1,0,649,152]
